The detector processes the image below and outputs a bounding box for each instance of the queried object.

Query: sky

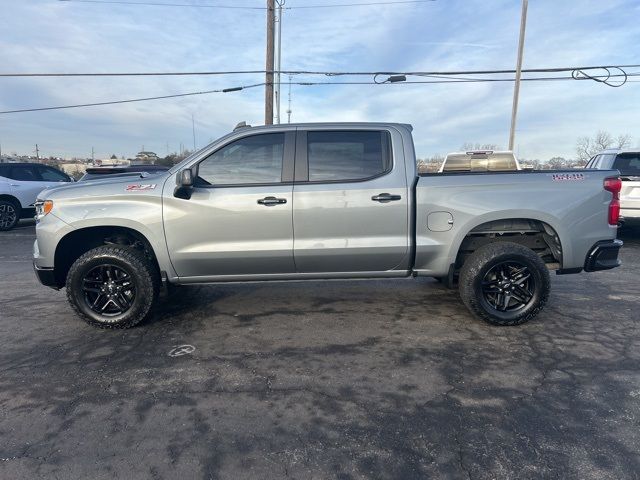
[0,0,639,161]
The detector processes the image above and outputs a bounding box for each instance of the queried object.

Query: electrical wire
[2,72,639,115]
[58,0,436,9]
[3,64,640,77]
[0,83,264,114]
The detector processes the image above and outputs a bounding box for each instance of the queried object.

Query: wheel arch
[0,194,22,208]
[452,215,565,272]
[54,225,161,288]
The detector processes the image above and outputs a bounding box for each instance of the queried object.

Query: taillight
[604,177,622,226]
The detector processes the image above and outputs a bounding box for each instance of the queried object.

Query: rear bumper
[33,263,59,289]
[584,239,623,272]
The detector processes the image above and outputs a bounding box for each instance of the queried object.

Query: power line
[58,0,436,9]
[0,83,264,114]
[2,72,639,115]
[2,64,640,77]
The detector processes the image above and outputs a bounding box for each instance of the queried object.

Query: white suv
[0,163,73,231]
[586,149,640,225]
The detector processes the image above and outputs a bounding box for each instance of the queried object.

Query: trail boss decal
[125,184,157,191]
[551,173,585,182]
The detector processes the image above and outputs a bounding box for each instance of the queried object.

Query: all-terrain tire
[66,245,159,329]
[459,241,550,326]
[0,199,20,231]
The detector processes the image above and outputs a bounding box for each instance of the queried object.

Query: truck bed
[413,169,619,276]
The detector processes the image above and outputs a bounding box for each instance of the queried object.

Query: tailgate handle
[371,193,401,203]
[257,196,287,206]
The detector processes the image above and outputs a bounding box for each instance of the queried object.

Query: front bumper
[584,239,623,272]
[33,263,59,289]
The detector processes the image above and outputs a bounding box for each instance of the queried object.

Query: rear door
[163,131,296,278]
[292,128,410,273]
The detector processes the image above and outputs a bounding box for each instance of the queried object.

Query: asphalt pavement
[1,221,639,479]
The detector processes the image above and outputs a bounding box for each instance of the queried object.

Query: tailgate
[621,179,640,218]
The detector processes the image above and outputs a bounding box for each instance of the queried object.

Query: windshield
[613,153,640,177]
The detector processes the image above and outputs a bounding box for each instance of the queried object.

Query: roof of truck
[232,122,413,131]
[599,148,640,154]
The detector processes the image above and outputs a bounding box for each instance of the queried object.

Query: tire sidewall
[472,251,546,323]
[67,252,148,326]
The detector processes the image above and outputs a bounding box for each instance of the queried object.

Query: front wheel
[458,242,550,326]
[66,245,159,329]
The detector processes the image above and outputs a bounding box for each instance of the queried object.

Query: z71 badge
[551,173,585,182]
[125,184,157,191]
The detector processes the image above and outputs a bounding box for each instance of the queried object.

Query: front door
[163,131,296,278]
[292,129,410,273]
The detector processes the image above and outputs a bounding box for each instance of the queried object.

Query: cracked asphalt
[1,222,639,479]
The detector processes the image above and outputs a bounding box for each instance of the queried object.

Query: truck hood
[39,173,171,201]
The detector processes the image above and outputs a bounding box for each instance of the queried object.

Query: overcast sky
[1,0,639,160]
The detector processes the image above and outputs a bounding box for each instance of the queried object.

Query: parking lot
[0,222,639,479]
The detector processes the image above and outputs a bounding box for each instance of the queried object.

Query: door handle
[257,196,287,206]
[371,193,401,203]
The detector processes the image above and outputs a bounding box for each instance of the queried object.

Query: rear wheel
[459,242,550,326]
[0,199,20,231]
[66,245,159,329]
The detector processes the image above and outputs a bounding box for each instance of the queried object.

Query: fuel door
[427,211,454,232]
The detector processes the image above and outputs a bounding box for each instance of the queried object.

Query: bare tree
[576,131,633,161]
[416,154,444,173]
[594,130,613,150]
[547,157,567,169]
[617,134,632,149]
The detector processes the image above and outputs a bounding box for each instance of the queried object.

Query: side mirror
[174,169,194,199]
[177,169,193,187]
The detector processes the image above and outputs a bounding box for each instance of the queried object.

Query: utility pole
[35,144,40,161]
[265,0,275,125]
[508,0,528,151]
[274,1,284,124]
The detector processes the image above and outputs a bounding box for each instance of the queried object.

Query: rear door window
[306,131,391,182]
[9,165,39,181]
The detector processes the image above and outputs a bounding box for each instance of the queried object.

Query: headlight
[35,199,54,218]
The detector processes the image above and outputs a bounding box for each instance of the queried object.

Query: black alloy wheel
[82,264,136,316]
[481,261,535,313]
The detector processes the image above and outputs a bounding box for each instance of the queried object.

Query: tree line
[417,131,635,173]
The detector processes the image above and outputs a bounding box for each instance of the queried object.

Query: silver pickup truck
[33,123,623,329]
